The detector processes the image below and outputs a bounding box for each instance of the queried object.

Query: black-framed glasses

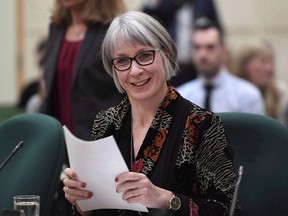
[111,50,157,71]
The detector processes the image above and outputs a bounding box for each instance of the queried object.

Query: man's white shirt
[177,68,265,114]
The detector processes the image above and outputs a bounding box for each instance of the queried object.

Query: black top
[89,86,241,216]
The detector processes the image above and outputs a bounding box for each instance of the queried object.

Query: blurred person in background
[17,38,46,112]
[41,0,126,214]
[41,0,125,141]
[17,38,47,113]
[232,40,288,125]
[178,17,265,114]
[25,37,47,113]
[142,0,222,87]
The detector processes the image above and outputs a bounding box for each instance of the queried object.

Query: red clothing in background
[53,39,82,133]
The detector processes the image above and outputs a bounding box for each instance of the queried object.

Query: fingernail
[115,177,118,182]
[88,192,93,198]
[81,182,86,188]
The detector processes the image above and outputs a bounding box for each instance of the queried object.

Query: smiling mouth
[132,78,150,86]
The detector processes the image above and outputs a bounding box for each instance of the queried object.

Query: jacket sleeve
[172,112,241,215]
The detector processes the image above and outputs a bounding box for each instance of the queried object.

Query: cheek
[247,70,259,83]
[154,59,167,79]
[114,72,126,86]
[246,62,259,76]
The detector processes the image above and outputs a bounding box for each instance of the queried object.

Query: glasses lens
[113,57,130,71]
[136,51,154,65]
[112,50,156,71]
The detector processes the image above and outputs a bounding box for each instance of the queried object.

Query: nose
[198,47,209,58]
[129,60,144,75]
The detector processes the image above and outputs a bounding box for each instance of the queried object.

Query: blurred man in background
[178,18,264,114]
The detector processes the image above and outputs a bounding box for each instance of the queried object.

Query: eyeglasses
[111,50,157,71]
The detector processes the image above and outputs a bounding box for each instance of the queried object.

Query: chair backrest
[0,113,65,216]
[217,112,288,216]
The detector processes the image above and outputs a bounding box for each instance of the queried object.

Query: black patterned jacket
[90,86,241,216]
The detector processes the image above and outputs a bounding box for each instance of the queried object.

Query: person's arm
[38,22,55,114]
[240,86,265,115]
[173,112,241,215]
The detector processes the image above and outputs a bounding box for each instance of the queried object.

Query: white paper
[63,126,148,212]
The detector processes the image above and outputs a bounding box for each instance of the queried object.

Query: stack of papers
[63,126,148,212]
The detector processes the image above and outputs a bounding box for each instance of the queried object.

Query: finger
[123,189,148,206]
[64,167,77,179]
[126,194,145,205]
[116,172,145,183]
[117,175,149,193]
[63,177,86,189]
[123,189,137,200]
[65,192,92,206]
[63,186,93,199]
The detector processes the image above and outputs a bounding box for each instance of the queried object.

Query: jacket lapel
[71,24,105,87]
[45,25,65,96]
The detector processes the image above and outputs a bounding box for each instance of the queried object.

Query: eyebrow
[113,48,152,58]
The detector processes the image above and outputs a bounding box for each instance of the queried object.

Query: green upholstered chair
[0,113,66,216]
[217,112,288,216]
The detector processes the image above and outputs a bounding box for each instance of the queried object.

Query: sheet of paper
[63,126,148,212]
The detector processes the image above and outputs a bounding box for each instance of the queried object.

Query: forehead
[192,28,221,45]
[112,38,152,56]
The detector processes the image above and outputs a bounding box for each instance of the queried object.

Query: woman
[233,41,288,123]
[63,11,241,215]
[41,0,125,140]
[42,1,125,214]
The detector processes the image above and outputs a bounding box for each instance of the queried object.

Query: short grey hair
[102,11,179,93]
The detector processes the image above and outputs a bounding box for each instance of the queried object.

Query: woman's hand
[115,172,172,209]
[63,168,93,215]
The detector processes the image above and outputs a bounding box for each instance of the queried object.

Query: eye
[137,51,153,62]
[206,44,216,51]
[114,57,129,66]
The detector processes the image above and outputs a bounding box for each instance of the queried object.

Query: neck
[70,6,85,25]
[203,67,222,82]
[131,107,155,129]
[66,8,87,41]
[130,84,168,128]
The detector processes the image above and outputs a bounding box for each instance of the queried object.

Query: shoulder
[48,22,64,34]
[88,22,109,35]
[178,95,216,130]
[84,23,109,51]
[182,103,224,148]
[46,22,65,47]
[91,97,129,140]
[226,73,262,97]
[186,107,216,129]
[177,79,201,95]
[91,107,118,140]
[92,102,123,129]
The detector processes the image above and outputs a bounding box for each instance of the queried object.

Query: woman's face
[245,51,274,89]
[111,40,168,103]
[61,0,87,9]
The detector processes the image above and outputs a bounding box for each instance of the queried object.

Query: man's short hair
[193,17,225,44]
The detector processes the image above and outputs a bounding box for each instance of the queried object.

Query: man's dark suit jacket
[41,22,123,141]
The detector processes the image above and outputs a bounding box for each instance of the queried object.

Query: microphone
[0,141,24,172]
[229,165,244,216]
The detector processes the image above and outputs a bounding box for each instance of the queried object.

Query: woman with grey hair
[63,11,241,216]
